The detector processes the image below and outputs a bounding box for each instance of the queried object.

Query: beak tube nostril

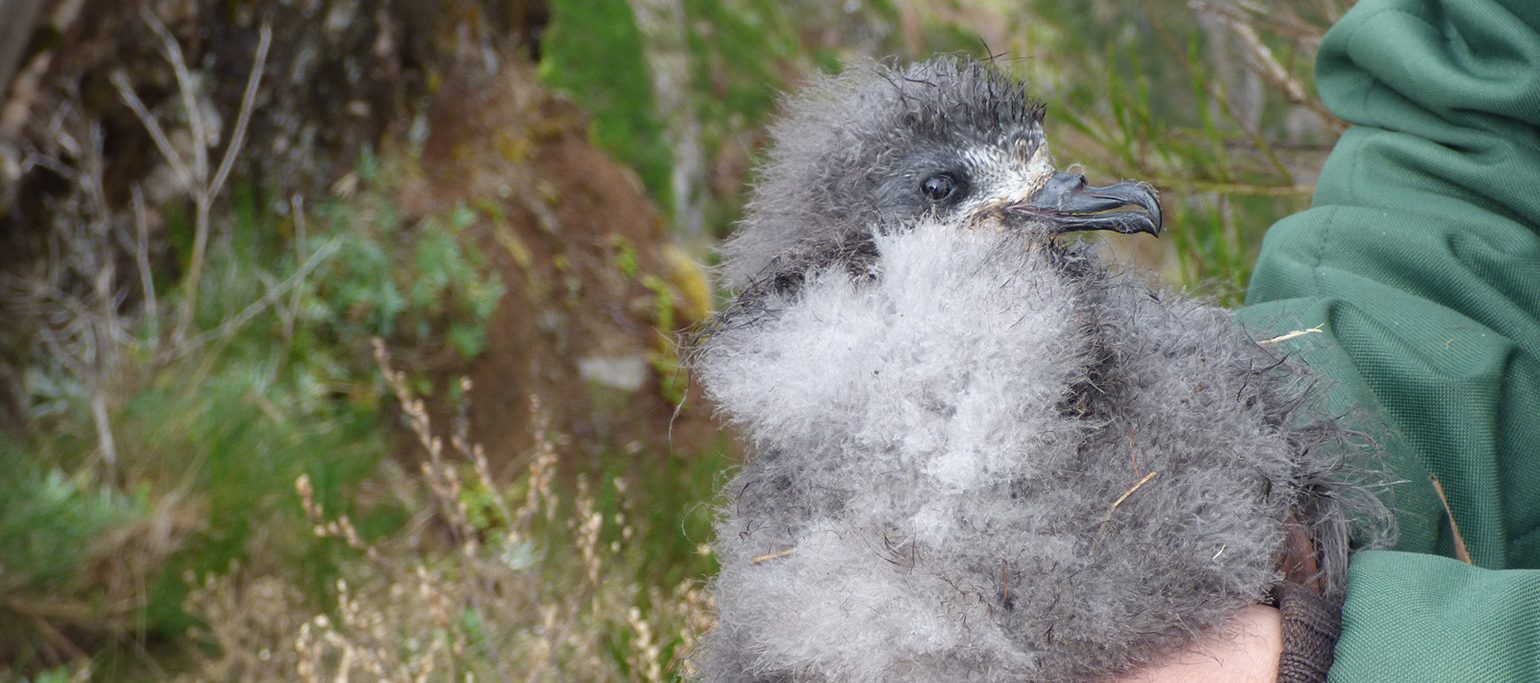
[1008,172,1162,237]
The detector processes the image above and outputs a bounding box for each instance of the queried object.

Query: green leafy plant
[539,0,676,212]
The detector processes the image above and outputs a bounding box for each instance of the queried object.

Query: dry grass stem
[282,194,307,346]
[1258,325,1323,346]
[1142,3,1297,180]
[750,547,797,565]
[1429,476,1473,564]
[1163,180,1314,197]
[1197,2,1343,130]
[1110,471,1161,512]
[346,339,720,680]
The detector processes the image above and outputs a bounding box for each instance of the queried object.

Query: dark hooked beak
[1007,171,1162,237]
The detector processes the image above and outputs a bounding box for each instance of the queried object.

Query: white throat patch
[958,142,1056,218]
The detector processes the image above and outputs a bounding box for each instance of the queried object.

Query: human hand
[1109,604,1283,683]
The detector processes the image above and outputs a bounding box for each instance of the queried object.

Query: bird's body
[692,57,1387,682]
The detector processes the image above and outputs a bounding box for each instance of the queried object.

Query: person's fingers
[1109,604,1283,683]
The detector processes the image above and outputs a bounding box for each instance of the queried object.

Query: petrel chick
[690,56,1390,682]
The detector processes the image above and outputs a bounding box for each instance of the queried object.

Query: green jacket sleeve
[1237,0,1540,679]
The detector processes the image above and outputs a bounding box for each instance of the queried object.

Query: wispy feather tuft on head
[689,56,1391,682]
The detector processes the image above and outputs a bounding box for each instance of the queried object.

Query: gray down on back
[689,57,1390,682]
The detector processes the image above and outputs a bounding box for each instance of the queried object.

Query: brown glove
[1274,521,1344,683]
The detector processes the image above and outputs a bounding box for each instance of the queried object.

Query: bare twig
[1204,1,1327,45]
[116,11,275,346]
[172,19,273,345]
[1197,2,1344,131]
[208,22,271,203]
[75,122,123,477]
[130,185,158,330]
[90,392,118,473]
[140,9,208,183]
[1144,4,1295,181]
[1162,179,1314,197]
[108,72,191,189]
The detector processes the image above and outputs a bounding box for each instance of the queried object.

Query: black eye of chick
[921,174,959,201]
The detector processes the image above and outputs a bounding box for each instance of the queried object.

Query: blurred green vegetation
[540,0,678,212]
[0,0,1344,680]
[1017,0,1338,303]
[541,0,1338,302]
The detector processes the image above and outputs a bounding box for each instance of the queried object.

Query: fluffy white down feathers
[690,57,1388,682]
[693,223,1376,681]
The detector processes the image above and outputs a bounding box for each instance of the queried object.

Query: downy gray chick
[690,56,1389,682]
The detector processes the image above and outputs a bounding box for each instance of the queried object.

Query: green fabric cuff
[1330,551,1540,681]
[1243,1,1540,678]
